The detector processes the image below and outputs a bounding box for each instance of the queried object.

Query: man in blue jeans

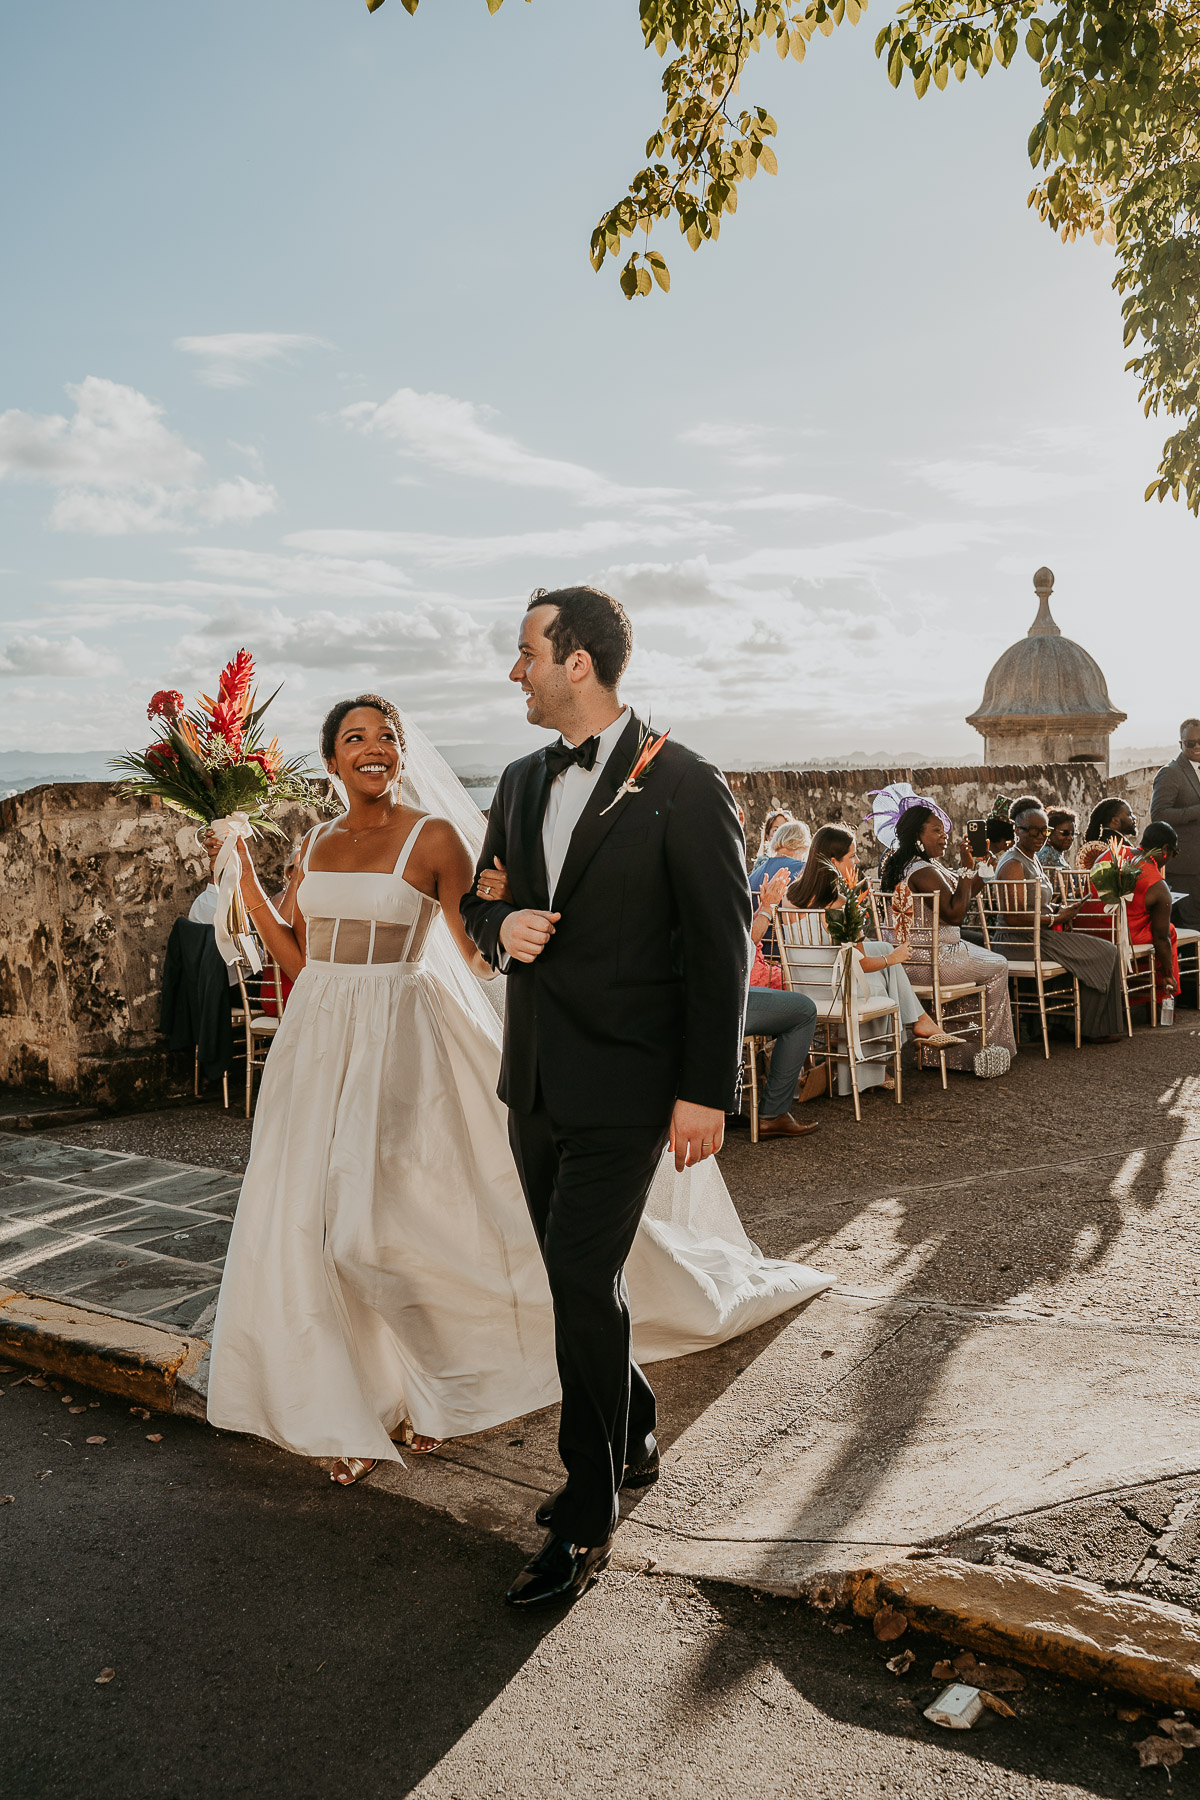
[745,866,820,1140]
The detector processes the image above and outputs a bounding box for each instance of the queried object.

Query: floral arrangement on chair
[113,650,319,965]
[1087,840,1143,911]
[821,859,870,946]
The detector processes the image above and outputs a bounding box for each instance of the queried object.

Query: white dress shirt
[542,708,629,904]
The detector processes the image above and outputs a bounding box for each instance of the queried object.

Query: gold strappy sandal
[395,1420,443,1456]
[330,1456,377,1486]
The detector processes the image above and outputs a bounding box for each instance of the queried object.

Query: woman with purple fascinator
[873,784,1016,1073]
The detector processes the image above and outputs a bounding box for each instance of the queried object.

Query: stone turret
[965,567,1126,776]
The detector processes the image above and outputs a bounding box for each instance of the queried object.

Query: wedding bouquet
[1087,840,1143,910]
[821,859,870,946]
[113,649,320,965]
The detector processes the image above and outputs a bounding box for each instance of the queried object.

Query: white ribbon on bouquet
[201,812,262,971]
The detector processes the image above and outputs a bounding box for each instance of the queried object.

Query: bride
[207,693,831,1484]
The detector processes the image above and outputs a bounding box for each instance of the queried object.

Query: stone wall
[0,783,321,1107]
[0,764,1163,1107]
[729,763,1157,860]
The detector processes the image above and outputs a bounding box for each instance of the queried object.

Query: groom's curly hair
[527,585,632,691]
[320,694,406,764]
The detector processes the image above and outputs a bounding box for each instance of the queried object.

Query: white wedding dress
[208,809,832,1464]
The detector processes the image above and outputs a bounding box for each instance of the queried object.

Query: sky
[1,2,1195,776]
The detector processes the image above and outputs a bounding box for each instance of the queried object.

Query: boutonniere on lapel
[600,724,671,815]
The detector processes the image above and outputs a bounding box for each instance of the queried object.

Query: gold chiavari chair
[870,887,988,1089]
[976,879,1079,1057]
[775,906,903,1122]
[1051,868,1150,1034]
[232,946,286,1119]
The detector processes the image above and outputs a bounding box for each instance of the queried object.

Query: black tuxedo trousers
[508,1106,667,1546]
[462,713,753,1549]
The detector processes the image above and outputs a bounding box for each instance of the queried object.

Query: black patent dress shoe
[534,1443,660,1528]
[504,1533,613,1607]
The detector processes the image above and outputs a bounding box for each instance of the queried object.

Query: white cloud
[914,457,1091,509]
[341,387,679,506]
[676,421,819,469]
[286,517,722,570]
[0,633,119,677]
[174,332,333,388]
[725,519,998,581]
[177,600,493,677]
[182,546,415,601]
[0,378,277,534]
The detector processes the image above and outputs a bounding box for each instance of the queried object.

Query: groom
[462,585,752,1607]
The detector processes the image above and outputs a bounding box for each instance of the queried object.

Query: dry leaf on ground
[28,1376,47,1388]
[86,1435,106,1446]
[94,1668,115,1686]
[1136,1736,1185,1769]
[872,1606,908,1643]
[950,1652,1026,1691]
[0,1495,14,1505]
[932,1660,956,1680]
[886,1650,917,1674]
[68,1406,86,1415]
[145,1433,163,1444]
[34,1469,51,1479]
[129,1407,151,1420]
[0,1364,14,1372]
[59,1395,73,1405]
[829,1622,852,1635]
[1117,1709,1143,1723]
[810,1585,837,1613]
[980,1692,1017,1719]
[1158,1719,1200,1747]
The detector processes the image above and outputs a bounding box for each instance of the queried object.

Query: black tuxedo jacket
[461,711,752,1128]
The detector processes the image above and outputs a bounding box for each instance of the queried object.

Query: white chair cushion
[249,1014,280,1035]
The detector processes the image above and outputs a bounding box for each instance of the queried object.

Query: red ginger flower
[145,742,178,769]
[147,689,184,723]
[208,697,244,754]
[217,649,255,718]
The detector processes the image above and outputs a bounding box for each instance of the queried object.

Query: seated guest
[972,816,1015,879]
[995,807,1125,1040]
[788,827,964,1094]
[745,867,823,1138]
[1128,822,1181,1004]
[1079,797,1137,870]
[1039,808,1078,870]
[751,819,812,894]
[1008,794,1043,822]
[188,879,222,925]
[880,801,1017,1071]
[751,819,812,959]
[756,807,793,860]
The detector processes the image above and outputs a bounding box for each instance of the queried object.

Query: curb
[830,1555,1200,1711]
[7,1291,1200,1711]
[0,1107,100,1134]
[0,1289,207,1412]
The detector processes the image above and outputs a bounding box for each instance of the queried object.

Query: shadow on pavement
[1,1380,553,1800]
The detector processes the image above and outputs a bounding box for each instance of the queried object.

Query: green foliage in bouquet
[821,858,870,945]
[112,649,322,833]
[1087,841,1143,907]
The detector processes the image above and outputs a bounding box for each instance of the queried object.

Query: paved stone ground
[0,1372,1183,1800]
[6,1012,1200,1599]
[0,1135,238,1334]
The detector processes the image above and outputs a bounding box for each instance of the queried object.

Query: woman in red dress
[1127,823,1181,1003]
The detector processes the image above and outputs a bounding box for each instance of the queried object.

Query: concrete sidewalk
[4,1097,1200,1599]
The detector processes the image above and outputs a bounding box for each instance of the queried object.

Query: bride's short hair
[320,694,406,764]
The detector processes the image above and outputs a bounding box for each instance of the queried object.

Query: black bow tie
[545,735,599,778]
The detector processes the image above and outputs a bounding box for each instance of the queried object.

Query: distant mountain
[0,752,118,798]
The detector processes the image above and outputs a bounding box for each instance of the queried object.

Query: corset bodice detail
[297,816,440,966]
